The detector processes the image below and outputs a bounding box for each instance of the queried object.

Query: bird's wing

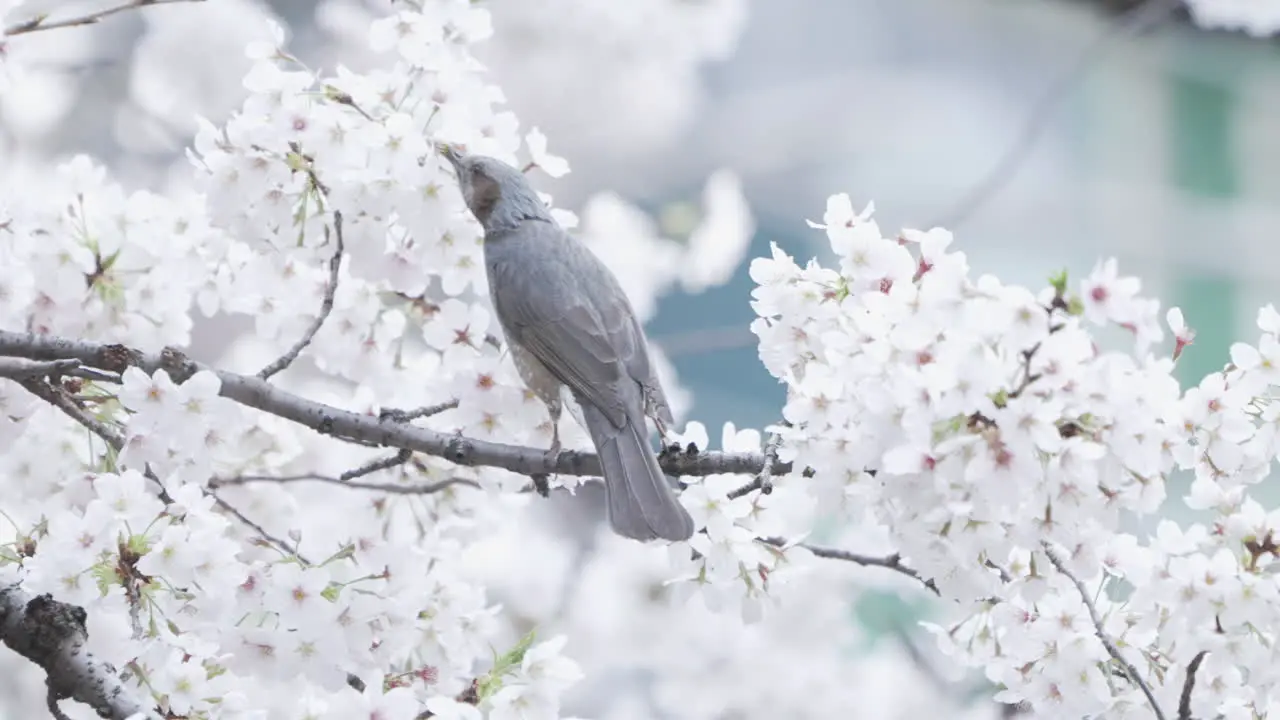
[488,222,634,428]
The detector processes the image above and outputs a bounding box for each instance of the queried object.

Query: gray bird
[441,145,695,543]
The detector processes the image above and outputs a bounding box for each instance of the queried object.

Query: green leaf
[90,561,122,596]
[476,628,538,702]
[990,388,1009,409]
[125,533,151,556]
[321,583,342,603]
[1048,269,1068,297]
[492,628,537,676]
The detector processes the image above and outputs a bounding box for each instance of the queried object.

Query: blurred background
[2,0,1279,717]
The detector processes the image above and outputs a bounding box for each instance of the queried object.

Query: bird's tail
[579,401,695,542]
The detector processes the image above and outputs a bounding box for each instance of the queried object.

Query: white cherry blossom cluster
[314,0,748,159]
[741,193,1280,717]
[0,156,225,350]
[0,1,594,716]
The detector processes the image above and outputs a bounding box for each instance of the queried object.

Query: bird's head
[440,144,546,231]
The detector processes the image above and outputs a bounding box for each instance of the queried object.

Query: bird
[440,143,695,543]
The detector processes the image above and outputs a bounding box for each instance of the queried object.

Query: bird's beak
[438,142,464,174]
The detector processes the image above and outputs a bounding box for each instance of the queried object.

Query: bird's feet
[542,437,562,470]
[543,421,563,468]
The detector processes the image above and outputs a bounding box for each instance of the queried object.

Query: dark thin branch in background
[760,536,941,596]
[1178,650,1208,720]
[210,495,311,564]
[3,0,204,37]
[211,473,481,496]
[209,446,485,495]
[932,0,1180,229]
[259,210,346,380]
[1041,542,1167,720]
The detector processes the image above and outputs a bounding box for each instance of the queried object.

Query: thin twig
[760,536,941,596]
[727,431,782,499]
[379,400,459,423]
[1177,650,1207,720]
[1041,542,1167,720]
[210,495,311,564]
[341,448,414,481]
[932,0,1181,229]
[211,473,481,495]
[3,0,204,37]
[15,379,125,449]
[258,210,345,380]
[0,330,792,479]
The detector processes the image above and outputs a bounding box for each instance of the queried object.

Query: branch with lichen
[0,585,161,719]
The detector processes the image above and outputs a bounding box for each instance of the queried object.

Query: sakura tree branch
[760,537,940,596]
[1178,650,1208,720]
[3,0,204,37]
[0,585,160,720]
[1041,542,1167,720]
[0,330,789,480]
[258,210,345,380]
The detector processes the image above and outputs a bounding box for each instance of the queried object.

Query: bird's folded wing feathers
[491,241,633,428]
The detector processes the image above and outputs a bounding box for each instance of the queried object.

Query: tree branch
[0,585,160,719]
[1178,650,1207,720]
[760,537,941,596]
[0,330,788,480]
[258,210,345,380]
[3,0,204,37]
[1041,542,1167,720]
